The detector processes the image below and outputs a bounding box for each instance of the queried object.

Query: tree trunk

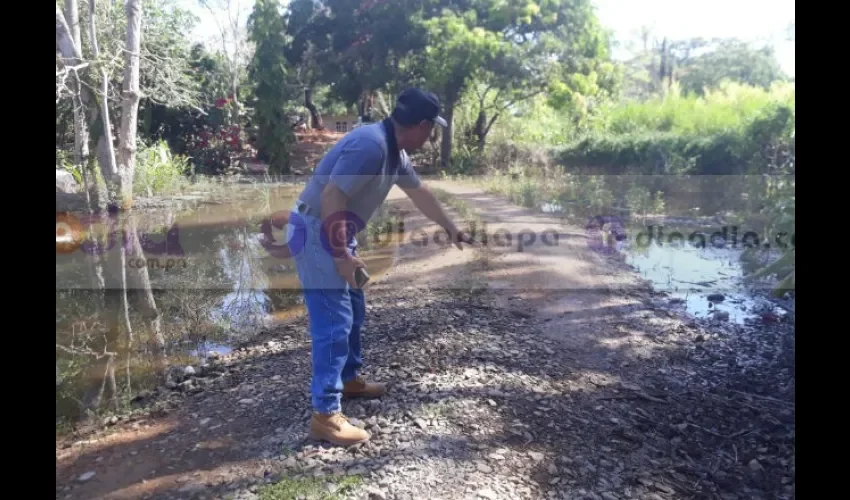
[439,93,456,170]
[472,108,487,151]
[304,87,323,129]
[64,0,101,212]
[230,76,239,125]
[118,226,134,393]
[123,213,166,367]
[65,0,95,207]
[56,5,82,62]
[116,0,143,210]
[87,0,120,203]
[64,0,86,162]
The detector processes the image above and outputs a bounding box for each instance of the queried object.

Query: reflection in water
[212,230,274,333]
[56,182,403,426]
[538,195,783,325]
[190,340,233,360]
[623,237,784,324]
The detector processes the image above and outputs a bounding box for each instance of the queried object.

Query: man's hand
[335,255,367,288]
[447,227,476,250]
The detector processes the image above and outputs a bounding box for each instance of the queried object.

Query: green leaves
[248,0,297,173]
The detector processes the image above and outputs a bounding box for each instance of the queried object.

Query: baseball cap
[391,88,448,127]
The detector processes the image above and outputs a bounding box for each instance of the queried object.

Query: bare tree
[116,0,143,208]
[57,3,109,300]
[199,0,251,124]
[57,0,166,406]
[63,0,98,208]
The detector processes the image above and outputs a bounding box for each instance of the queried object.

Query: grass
[256,475,362,500]
[603,81,795,137]
[134,139,193,196]
[57,139,197,199]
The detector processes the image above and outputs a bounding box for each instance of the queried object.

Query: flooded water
[55,181,400,423]
[622,238,785,323]
[56,179,790,424]
[539,200,787,325]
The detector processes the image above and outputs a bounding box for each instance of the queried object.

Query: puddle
[189,341,233,360]
[622,239,785,324]
[535,199,785,325]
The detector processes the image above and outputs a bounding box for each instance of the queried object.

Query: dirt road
[56,181,794,500]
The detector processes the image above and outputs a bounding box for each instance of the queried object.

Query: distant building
[323,114,359,133]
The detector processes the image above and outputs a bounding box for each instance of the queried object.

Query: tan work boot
[343,375,387,399]
[308,412,370,446]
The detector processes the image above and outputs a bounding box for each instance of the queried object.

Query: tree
[60,0,100,209]
[285,0,425,124]
[674,38,787,95]
[198,0,252,125]
[116,0,144,208]
[57,0,204,203]
[284,0,330,129]
[415,0,603,168]
[248,0,297,173]
[57,0,166,398]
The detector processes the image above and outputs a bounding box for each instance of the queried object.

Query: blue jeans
[287,212,365,414]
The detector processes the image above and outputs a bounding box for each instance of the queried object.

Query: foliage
[247,0,297,174]
[615,34,788,100]
[134,140,192,196]
[285,0,426,107]
[184,123,254,174]
[604,81,794,136]
[283,0,609,166]
[676,39,788,95]
[556,82,795,175]
[743,176,795,296]
[76,0,202,109]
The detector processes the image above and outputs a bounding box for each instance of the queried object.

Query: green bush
[605,81,794,136]
[556,101,794,175]
[134,140,192,196]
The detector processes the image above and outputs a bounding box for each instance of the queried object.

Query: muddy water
[540,201,786,324]
[621,238,786,323]
[55,182,400,422]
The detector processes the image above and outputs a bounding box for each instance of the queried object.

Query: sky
[593,0,795,76]
[179,0,795,77]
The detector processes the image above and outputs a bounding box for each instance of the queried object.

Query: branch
[483,112,500,136]
[475,82,494,104]
[56,62,90,76]
[56,4,83,63]
[200,0,233,72]
[497,89,543,112]
[56,343,117,359]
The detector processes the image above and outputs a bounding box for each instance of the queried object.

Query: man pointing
[287,88,473,446]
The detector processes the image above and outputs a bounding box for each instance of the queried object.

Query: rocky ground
[55,183,794,500]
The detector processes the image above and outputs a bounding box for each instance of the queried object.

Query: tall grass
[134,139,192,196]
[604,81,795,137]
[58,140,193,198]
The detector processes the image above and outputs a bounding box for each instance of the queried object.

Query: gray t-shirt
[296,122,421,232]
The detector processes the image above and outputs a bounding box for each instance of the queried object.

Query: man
[287,88,473,446]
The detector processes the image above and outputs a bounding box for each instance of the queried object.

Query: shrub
[184,123,254,175]
[134,140,192,196]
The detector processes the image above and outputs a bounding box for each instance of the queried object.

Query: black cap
[391,88,448,127]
